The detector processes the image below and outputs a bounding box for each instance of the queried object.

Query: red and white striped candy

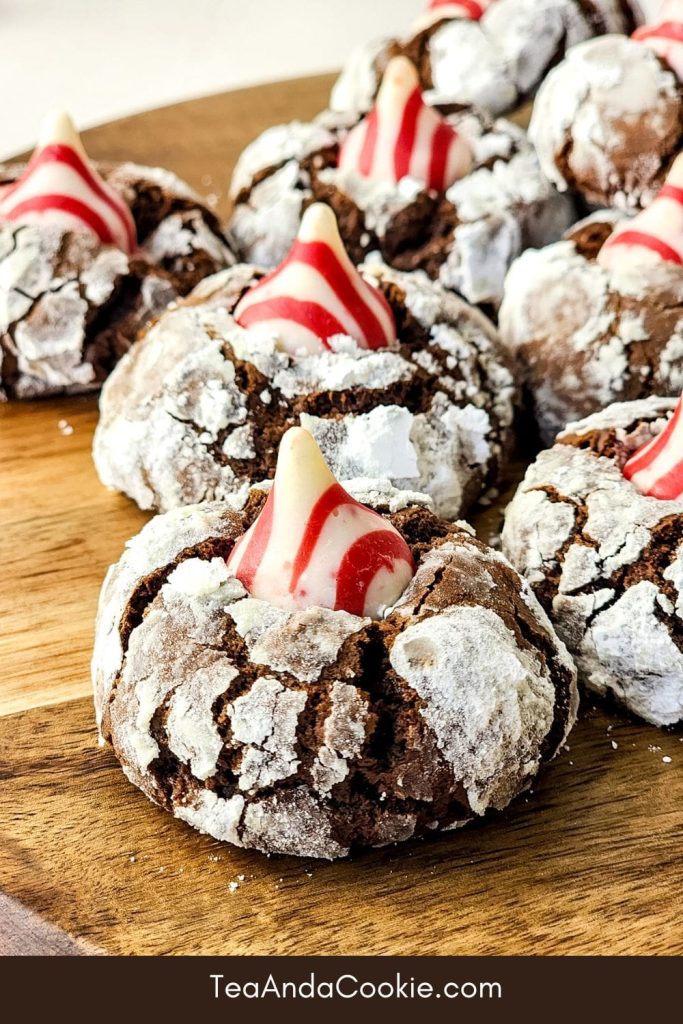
[414,0,495,32]
[0,112,136,254]
[623,396,683,500]
[337,57,473,192]
[598,155,683,271]
[234,203,396,354]
[633,0,683,81]
[227,427,415,618]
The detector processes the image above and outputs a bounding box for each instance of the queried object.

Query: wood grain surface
[0,77,681,957]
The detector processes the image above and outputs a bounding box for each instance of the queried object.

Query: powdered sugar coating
[330,0,633,117]
[530,34,683,210]
[499,226,683,443]
[485,0,624,96]
[311,681,369,797]
[230,676,308,792]
[94,261,515,520]
[93,497,577,858]
[0,160,234,399]
[228,599,367,683]
[92,505,243,735]
[422,17,516,114]
[390,605,557,814]
[229,122,337,200]
[502,397,683,726]
[330,37,389,114]
[228,107,573,308]
[560,395,675,436]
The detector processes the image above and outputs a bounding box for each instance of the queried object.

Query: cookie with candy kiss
[227,426,415,617]
[330,0,635,120]
[503,395,683,726]
[531,2,683,212]
[94,201,515,520]
[93,440,577,857]
[229,57,573,308]
[0,111,234,399]
[500,156,683,444]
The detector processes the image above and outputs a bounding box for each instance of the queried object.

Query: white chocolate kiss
[227,427,415,618]
[0,111,136,254]
[233,204,396,355]
[338,57,473,191]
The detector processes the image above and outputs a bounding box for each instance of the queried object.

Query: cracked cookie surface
[330,0,635,118]
[500,213,683,444]
[0,160,234,399]
[530,34,683,211]
[502,397,683,726]
[93,261,515,520]
[93,483,577,859]
[228,105,573,309]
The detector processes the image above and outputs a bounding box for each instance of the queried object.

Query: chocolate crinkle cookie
[502,398,683,727]
[530,33,683,211]
[330,0,639,118]
[0,160,234,399]
[93,259,515,520]
[228,103,573,309]
[499,212,683,444]
[93,485,578,859]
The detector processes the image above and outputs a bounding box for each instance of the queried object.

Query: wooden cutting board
[0,76,681,958]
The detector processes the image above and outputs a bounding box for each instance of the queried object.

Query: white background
[0,0,418,159]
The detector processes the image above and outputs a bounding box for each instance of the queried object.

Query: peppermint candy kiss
[598,155,683,271]
[234,203,396,355]
[633,0,683,81]
[0,111,136,254]
[227,427,415,618]
[414,0,495,32]
[337,57,473,192]
[623,396,683,500]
